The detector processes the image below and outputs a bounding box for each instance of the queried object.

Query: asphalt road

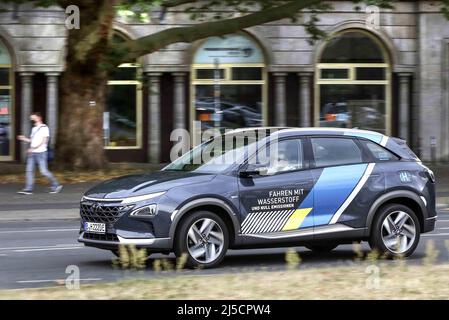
[1,212,449,290]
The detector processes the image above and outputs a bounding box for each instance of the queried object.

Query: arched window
[0,38,13,160]
[191,33,267,133]
[316,30,391,134]
[104,33,142,149]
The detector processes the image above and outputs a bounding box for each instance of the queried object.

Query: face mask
[31,120,37,125]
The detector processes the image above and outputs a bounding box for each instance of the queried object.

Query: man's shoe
[17,190,33,195]
[50,185,63,194]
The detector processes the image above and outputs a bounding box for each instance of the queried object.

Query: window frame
[317,64,388,84]
[191,62,267,145]
[104,62,142,150]
[0,57,14,161]
[315,29,392,135]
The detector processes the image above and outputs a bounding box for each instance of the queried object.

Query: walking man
[17,112,62,195]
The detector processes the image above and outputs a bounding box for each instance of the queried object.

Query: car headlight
[427,169,435,183]
[120,191,166,204]
[130,204,158,217]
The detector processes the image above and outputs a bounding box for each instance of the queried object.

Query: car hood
[84,171,216,199]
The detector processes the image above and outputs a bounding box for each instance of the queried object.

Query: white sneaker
[18,190,33,195]
[50,185,63,194]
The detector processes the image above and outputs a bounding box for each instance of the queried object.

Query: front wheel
[369,204,420,258]
[174,211,229,269]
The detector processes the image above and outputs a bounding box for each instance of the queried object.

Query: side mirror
[239,164,270,177]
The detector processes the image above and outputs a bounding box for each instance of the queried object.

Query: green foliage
[112,245,148,270]
[442,0,449,20]
[366,248,381,263]
[285,248,301,270]
[176,253,188,270]
[99,45,131,72]
[423,240,439,266]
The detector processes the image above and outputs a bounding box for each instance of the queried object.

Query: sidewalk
[0,182,93,221]
[1,163,449,222]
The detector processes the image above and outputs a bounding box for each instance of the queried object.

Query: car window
[363,140,399,161]
[163,134,260,173]
[254,139,304,175]
[311,137,363,167]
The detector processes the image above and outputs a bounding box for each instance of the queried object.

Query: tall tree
[4,0,448,168]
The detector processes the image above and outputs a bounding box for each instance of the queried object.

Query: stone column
[298,72,312,127]
[173,73,186,130]
[45,72,59,147]
[398,73,412,141]
[148,73,162,163]
[20,73,34,162]
[274,73,287,126]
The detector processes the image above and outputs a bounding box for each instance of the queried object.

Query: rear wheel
[174,211,229,269]
[305,244,338,252]
[369,204,420,258]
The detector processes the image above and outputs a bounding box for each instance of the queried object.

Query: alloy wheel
[381,210,416,254]
[186,218,224,264]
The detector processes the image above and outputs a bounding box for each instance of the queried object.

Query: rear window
[362,140,399,161]
[311,137,363,167]
[391,137,419,161]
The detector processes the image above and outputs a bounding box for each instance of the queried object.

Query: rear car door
[238,137,315,236]
[308,136,384,229]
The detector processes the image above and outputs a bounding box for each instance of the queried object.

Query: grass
[1,262,449,300]
[1,243,449,300]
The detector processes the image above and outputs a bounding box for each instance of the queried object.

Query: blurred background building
[0,1,448,163]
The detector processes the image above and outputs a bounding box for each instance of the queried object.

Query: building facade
[0,1,448,164]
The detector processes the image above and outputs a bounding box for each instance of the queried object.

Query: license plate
[84,222,106,234]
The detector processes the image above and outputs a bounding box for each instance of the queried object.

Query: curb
[0,209,79,222]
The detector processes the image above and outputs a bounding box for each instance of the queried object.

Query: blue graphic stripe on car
[311,163,369,226]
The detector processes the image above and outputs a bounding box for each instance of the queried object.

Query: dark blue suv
[79,128,437,268]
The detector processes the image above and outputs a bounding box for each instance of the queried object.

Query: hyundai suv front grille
[80,202,134,223]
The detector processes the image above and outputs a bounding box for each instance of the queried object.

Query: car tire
[305,244,338,252]
[174,211,229,269]
[369,204,420,258]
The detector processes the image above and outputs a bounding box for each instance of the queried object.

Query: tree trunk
[57,68,108,169]
[55,0,116,169]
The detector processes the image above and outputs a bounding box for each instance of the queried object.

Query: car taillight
[325,113,337,121]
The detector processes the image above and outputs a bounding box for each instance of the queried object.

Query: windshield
[163,132,268,173]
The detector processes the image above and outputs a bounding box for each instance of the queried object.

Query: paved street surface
[0,213,448,290]
[1,178,449,290]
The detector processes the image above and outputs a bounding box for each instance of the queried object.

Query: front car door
[238,137,315,237]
